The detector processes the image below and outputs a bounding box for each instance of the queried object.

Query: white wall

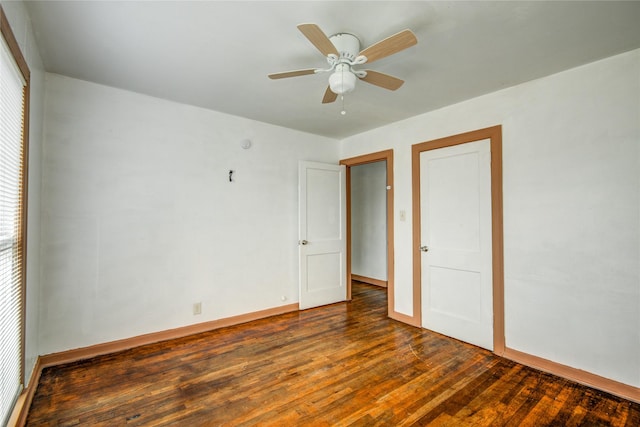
[40,74,339,355]
[34,35,639,389]
[350,162,387,281]
[340,49,640,388]
[0,0,45,386]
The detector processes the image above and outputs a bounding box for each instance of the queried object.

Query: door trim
[411,126,505,354]
[340,150,396,319]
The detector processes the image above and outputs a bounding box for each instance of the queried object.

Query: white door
[420,139,493,350]
[298,161,346,309]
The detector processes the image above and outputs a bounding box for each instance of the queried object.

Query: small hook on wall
[229,170,234,182]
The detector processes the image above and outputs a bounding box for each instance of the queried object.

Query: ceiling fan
[269,24,418,104]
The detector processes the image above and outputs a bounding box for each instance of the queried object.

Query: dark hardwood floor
[27,282,639,426]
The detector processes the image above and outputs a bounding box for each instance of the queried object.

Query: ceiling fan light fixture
[329,66,356,94]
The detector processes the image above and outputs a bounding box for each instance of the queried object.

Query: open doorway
[351,160,388,282]
[340,150,395,317]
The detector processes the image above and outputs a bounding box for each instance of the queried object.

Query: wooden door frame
[411,126,505,354]
[340,150,396,318]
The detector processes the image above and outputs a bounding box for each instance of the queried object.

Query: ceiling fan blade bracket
[326,54,339,66]
[314,65,336,74]
[353,55,367,65]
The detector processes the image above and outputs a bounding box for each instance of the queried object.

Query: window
[0,6,29,425]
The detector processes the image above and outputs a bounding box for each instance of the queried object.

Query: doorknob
[420,245,429,252]
[299,240,309,245]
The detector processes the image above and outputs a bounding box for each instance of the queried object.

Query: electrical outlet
[193,302,202,315]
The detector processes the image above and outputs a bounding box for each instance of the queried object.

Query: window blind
[0,30,27,425]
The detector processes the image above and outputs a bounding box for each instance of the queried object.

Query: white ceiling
[25,1,640,139]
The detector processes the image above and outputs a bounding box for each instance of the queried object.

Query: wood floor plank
[26,282,640,426]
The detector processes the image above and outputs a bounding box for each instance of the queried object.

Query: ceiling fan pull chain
[340,66,347,115]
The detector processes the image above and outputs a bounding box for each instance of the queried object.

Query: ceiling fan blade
[297,23,339,57]
[322,86,338,104]
[358,29,417,64]
[360,70,405,91]
[268,69,317,79]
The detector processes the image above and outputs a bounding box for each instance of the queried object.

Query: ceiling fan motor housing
[329,33,361,61]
